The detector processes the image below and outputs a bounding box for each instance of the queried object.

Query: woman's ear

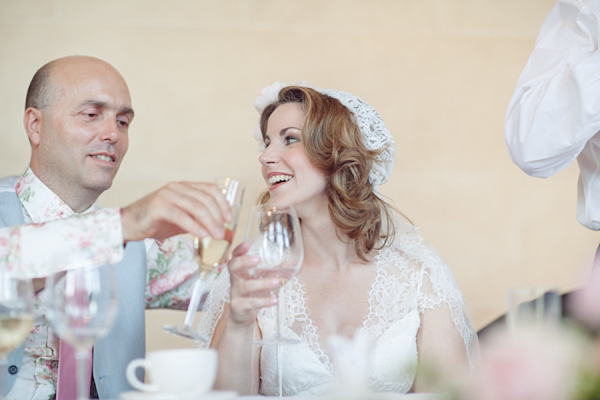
[24,107,43,146]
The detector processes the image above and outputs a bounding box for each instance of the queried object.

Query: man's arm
[0,207,125,279]
[505,0,600,177]
[1,181,232,280]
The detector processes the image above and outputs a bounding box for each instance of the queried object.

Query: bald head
[25,56,129,111]
[24,56,133,211]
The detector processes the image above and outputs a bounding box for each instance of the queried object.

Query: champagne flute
[245,205,304,346]
[0,270,34,400]
[163,177,244,341]
[46,266,118,400]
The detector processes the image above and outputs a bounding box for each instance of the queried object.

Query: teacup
[126,348,217,397]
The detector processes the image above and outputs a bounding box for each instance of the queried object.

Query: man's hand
[120,181,233,243]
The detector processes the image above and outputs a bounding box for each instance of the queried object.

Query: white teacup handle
[126,358,158,392]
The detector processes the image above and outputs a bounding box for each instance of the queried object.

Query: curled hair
[259,86,403,261]
[25,61,55,110]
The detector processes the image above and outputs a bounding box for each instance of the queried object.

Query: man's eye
[117,119,129,128]
[82,108,100,119]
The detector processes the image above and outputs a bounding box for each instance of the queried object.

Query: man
[505,0,600,235]
[504,0,600,337]
[0,55,231,399]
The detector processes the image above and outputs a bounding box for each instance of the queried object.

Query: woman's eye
[285,136,299,145]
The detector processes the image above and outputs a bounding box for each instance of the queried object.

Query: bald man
[0,56,231,399]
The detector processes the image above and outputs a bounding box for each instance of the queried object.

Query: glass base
[253,336,300,346]
[162,324,208,343]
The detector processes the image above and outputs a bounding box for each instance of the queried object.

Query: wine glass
[163,177,244,342]
[0,270,34,400]
[507,286,562,334]
[245,205,304,346]
[46,266,118,400]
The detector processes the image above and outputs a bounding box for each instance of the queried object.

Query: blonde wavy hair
[258,86,403,262]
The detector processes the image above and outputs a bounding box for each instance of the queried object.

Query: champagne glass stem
[0,354,7,400]
[274,289,281,341]
[75,349,90,400]
[183,276,205,328]
[277,344,283,397]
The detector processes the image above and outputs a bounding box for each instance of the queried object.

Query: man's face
[33,58,133,206]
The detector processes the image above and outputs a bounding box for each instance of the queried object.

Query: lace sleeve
[390,218,479,369]
[196,268,231,347]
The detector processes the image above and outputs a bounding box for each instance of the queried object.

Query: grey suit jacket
[0,189,147,399]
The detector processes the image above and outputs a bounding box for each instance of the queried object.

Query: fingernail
[216,227,225,238]
[270,279,280,286]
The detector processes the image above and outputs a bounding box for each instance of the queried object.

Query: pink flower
[467,329,582,400]
[158,238,179,258]
[149,273,174,297]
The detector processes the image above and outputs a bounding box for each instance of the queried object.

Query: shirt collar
[15,166,100,224]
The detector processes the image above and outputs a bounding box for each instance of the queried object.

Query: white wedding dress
[198,222,478,395]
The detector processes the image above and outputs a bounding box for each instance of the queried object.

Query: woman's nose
[259,144,279,165]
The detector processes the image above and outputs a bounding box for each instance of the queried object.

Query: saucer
[120,390,237,400]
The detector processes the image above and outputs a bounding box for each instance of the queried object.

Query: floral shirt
[0,167,198,400]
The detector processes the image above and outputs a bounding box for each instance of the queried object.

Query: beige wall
[1,0,598,352]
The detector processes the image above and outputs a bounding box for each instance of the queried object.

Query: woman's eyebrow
[279,127,301,136]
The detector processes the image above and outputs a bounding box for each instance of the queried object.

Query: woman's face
[259,102,327,213]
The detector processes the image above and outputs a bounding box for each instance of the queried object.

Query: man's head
[24,56,134,212]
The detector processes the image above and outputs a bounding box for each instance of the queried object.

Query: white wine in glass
[163,177,244,342]
[0,271,34,400]
[0,315,34,355]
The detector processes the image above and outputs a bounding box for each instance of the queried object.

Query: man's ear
[24,107,44,146]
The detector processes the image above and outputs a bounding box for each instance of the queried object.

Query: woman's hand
[227,242,281,327]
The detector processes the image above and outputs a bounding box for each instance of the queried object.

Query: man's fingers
[162,183,227,238]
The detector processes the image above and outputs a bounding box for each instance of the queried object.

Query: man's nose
[100,119,120,143]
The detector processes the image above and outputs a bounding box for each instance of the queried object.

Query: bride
[198,83,478,395]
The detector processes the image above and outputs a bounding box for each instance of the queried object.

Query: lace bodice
[198,223,478,396]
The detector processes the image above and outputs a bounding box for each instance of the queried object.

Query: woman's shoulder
[377,223,463,295]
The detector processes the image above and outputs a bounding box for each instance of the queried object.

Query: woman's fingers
[234,278,281,298]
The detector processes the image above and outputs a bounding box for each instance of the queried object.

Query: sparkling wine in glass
[0,270,34,400]
[245,205,304,346]
[46,266,118,400]
[163,177,244,342]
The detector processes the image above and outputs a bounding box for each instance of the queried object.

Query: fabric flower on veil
[253,81,287,114]
[252,81,312,151]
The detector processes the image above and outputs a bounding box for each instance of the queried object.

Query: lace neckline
[282,249,387,374]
